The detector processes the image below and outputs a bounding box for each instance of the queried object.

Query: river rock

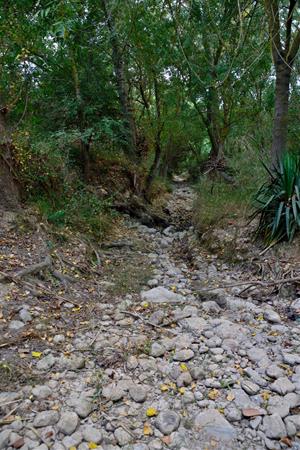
[194,409,236,442]
[141,287,184,304]
[155,410,180,435]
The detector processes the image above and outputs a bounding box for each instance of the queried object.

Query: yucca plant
[252,153,300,244]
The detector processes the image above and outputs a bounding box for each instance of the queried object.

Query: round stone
[57,411,79,435]
[155,410,180,435]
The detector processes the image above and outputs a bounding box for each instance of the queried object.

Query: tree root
[14,255,52,278]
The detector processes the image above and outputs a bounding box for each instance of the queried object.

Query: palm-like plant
[252,153,300,244]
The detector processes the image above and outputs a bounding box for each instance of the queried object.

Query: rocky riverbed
[1,185,300,450]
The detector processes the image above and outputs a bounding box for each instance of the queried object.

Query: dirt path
[1,185,300,450]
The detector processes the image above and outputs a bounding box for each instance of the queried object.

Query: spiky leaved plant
[252,153,300,244]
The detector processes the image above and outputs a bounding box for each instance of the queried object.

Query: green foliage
[193,144,264,232]
[33,186,116,240]
[252,153,300,244]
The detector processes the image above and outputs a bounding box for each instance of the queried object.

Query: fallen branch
[14,255,52,278]
[0,270,82,308]
[199,276,300,292]
[120,310,177,335]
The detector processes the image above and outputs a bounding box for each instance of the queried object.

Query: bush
[193,144,264,233]
[252,153,300,244]
[32,186,116,240]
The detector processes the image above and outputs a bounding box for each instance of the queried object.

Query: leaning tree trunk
[271,62,291,167]
[0,107,20,210]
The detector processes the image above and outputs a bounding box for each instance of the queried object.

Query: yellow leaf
[226,392,235,402]
[261,391,270,401]
[72,307,81,312]
[171,286,177,292]
[88,443,98,449]
[31,351,42,358]
[70,447,76,450]
[208,389,220,400]
[160,384,169,392]
[143,423,153,435]
[169,382,177,390]
[257,314,264,321]
[178,387,185,395]
[180,363,188,372]
[146,407,158,417]
[218,407,224,414]
[141,302,149,308]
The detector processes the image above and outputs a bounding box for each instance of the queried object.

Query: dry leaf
[31,351,42,358]
[160,384,169,392]
[178,387,185,395]
[88,442,98,449]
[208,389,219,400]
[261,391,270,401]
[226,392,235,402]
[242,408,264,417]
[280,437,292,447]
[161,435,172,445]
[143,423,153,435]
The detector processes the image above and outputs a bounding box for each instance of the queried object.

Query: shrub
[252,153,300,244]
[32,186,116,240]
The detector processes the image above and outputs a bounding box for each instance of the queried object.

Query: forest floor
[1,183,300,450]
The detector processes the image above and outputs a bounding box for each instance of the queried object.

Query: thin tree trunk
[271,63,291,167]
[101,0,137,160]
[144,77,163,198]
[71,56,92,180]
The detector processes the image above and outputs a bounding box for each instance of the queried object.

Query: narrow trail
[1,185,300,450]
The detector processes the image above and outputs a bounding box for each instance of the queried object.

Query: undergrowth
[193,146,265,233]
[31,185,116,240]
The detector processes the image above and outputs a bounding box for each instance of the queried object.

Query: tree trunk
[71,56,92,180]
[271,62,291,167]
[101,0,137,160]
[144,76,163,199]
[0,107,20,210]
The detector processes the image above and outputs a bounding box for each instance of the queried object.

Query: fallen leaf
[280,437,292,447]
[208,389,219,400]
[180,363,188,372]
[161,435,172,445]
[72,306,81,312]
[160,384,169,392]
[218,407,224,414]
[261,391,270,401]
[178,387,185,395]
[31,351,42,358]
[88,442,98,449]
[242,408,265,417]
[226,392,235,402]
[146,407,158,417]
[12,437,24,449]
[141,302,149,308]
[143,423,153,435]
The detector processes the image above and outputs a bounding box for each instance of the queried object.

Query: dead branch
[120,310,177,335]
[14,255,52,278]
[199,276,300,292]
